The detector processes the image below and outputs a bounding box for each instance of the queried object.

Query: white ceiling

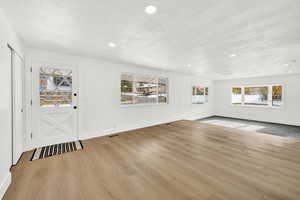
[1,0,300,79]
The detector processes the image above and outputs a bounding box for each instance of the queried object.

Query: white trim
[121,71,169,80]
[79,118,181,141]
[230,84,284,108]
[9,47,13,166]
[29,61,79,149]
[120,72,169,106]
[79,115,214,141]
[120,102,168,108]
[186,114,214,121]
[24,60,33,153]
[191,86,209,104]
[0,172,11,199]
[24,117,184,151]
[11,49,25,165]
[216,114,300,127]
[231,104,284,109]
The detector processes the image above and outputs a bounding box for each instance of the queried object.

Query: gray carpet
[198,116,300,139]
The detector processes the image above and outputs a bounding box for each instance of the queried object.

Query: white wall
[0,8,23,199]
[214,74,300,126]
[25,48,215,150]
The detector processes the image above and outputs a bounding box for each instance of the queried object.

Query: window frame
[120,72,169,107]
[231,84,284,108]
[192,86,209,104]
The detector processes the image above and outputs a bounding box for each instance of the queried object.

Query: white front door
[32,62,78,148]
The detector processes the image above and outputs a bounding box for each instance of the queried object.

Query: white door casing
[11,49,24,165]
[31,62,78,148]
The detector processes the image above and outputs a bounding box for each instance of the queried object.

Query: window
[158,78,168,103]
[192,86,208,104]
[272,85,283,106]
[232,87,242,105]
[244,86,268,105]
[205,87,209,102]
[121,73,168,105]
[40,67,72,107]
[231,85,283,107]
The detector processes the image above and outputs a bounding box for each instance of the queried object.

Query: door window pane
[40,67,72,107]
[272,85,283,106]
[244,87,268,105]
[232,88,242,105]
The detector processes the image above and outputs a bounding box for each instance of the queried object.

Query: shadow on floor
[198,116,300,139]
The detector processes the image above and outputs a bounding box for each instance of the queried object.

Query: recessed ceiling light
[108,42,116,47]
[284,63,289,66]
[288,70,294,73]
[187,64,192,68]
[229,54,236,58]
[145,5,157,14]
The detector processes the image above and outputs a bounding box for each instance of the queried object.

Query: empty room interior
[1,0,300,199]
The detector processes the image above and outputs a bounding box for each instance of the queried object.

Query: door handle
[73,106,78,110]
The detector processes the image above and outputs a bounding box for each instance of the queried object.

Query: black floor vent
[109,134,119,138]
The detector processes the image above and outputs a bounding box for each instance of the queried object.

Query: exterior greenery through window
[231,85,283,107]
[232,88,242,105]
[121,73,168,105]
[192,86,209,104]
[272,86,283,106]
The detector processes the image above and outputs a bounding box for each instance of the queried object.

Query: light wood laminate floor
[4,120,300,200]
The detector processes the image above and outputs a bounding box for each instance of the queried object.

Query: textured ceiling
[1,0,300,79]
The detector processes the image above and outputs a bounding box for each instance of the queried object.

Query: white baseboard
[215,114,300,127]
[25,115,214,151]
[79,118,182,141]
[24,118,182,151]
[185,114,215,121]
[0,172,11,199]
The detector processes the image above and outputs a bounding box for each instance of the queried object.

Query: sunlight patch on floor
[201,119,266,131]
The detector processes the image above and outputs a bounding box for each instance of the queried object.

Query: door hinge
[30,133,33,139]
[30,67,33,72]
[30,100,33,106]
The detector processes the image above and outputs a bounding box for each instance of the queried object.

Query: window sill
[120,103,169,108]
[231,104,284,109]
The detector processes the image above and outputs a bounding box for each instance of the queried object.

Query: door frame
[28,61,79,149]
[8,44,25,165]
